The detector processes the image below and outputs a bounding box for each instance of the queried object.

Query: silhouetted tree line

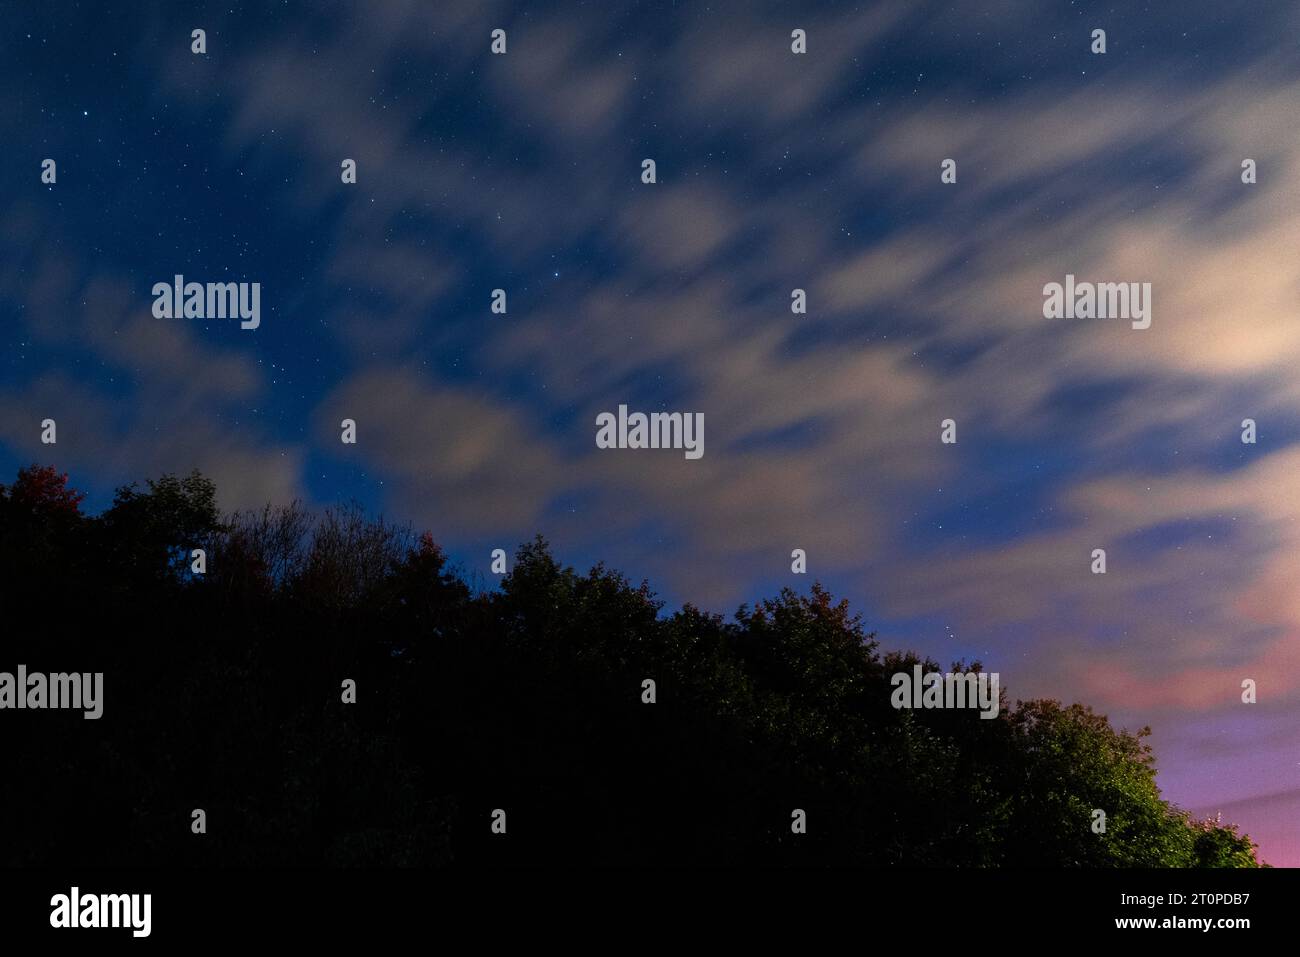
[0,465,1263,867]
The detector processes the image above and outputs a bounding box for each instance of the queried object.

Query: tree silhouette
[0,466,1264,867]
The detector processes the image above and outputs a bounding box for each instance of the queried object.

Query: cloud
[316,367,566,535]
[0,198,301,511]
[0,371,301,512]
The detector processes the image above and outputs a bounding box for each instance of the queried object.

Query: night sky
[2,1,1297,865]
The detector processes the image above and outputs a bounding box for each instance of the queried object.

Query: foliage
[0,467,1265,867]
